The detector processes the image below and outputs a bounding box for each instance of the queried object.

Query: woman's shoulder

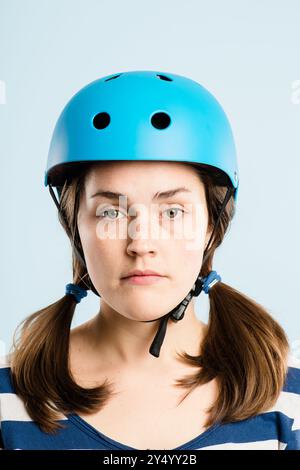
[0,353,41,433]
[283,353,300,399]
[277,353,300,449]
[0,353,14,394]
[285,353,300,388]
[266,353,300,449]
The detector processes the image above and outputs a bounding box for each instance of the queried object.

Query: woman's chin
[117,307,170,322]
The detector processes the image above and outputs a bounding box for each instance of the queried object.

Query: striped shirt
[0,353,300,450]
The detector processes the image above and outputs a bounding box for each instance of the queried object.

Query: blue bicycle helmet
[45,70,239,358]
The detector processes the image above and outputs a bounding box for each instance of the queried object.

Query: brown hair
[9,161,290,434]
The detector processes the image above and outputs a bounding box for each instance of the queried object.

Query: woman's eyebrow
[90,187,192,201]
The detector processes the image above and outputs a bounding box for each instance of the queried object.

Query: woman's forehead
[84,161,204,195]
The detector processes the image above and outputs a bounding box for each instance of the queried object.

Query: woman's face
[77,161,212,321]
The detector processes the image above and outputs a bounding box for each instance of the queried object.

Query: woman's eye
[163,207,185,220]
[97,209,125,220]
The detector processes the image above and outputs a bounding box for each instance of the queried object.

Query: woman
[1,70,299,450]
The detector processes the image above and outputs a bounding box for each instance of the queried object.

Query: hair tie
[201,270,222,294]
[65,283,88,303]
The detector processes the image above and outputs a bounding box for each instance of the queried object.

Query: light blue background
[0,0,299,357]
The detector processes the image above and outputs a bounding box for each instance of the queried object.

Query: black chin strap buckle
[170,291,193,321]
[192,275,204,297]
[149,313,171,358]
[149,284,200,358]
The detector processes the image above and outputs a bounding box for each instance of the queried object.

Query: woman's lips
[121,275,165,285]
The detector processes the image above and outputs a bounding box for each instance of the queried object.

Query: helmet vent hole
[104,74,122,81]
[156,74,173,82]
[151,112,171,129]
[93,112,111,129]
